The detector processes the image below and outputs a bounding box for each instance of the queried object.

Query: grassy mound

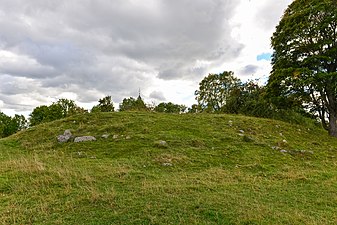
[1,112,337,224]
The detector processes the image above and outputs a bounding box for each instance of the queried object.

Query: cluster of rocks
[271,145,314,155]
[57,130,172,166]
[57,130,133,144]
[57,130,96,143]
[112,134,131,140]
[272,146,288,153]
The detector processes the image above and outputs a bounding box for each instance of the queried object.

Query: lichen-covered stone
[57,130,72,143]
[74,136,96,143]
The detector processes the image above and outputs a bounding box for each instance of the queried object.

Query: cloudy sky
[0,0,292,116]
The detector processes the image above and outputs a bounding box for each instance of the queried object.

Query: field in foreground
[1,112,337,224]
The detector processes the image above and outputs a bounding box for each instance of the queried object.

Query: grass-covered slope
[1,112,337,224]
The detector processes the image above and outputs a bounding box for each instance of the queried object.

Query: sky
[0,0,293,116]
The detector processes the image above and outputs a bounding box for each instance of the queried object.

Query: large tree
[268,0,337,136]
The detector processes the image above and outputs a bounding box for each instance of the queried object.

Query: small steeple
[137,88,142,100]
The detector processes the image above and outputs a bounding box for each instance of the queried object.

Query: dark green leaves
[195,71,241,112]
[268,0,337,136]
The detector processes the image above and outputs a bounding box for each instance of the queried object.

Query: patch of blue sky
[256,53,272,61]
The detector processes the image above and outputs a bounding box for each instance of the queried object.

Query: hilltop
[1,112,337,224]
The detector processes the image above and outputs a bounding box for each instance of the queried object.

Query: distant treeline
[0,94,187,138]
[0,71,317,138]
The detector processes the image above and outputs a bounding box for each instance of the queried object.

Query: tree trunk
[328,113,337,137]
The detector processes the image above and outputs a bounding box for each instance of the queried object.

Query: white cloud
[0,0,293,116]
[211,0,292,82]
[149,91,166,102]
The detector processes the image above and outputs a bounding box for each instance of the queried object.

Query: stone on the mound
[57,129,72,143]
[74,136,96,143]
[101,134,109,139]
[155,140,168,148]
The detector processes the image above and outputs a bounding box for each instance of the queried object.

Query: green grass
[1,112,337,224]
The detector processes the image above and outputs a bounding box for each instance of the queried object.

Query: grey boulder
[57,130,72,143]
[74,136,96,143]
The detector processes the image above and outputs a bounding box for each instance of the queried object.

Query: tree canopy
[0,112,26,138]
[195,71,241,112]
[91,96,115,113]
[154,102,186,113]
[30,99,86,126]
[119,95,148,112]
[267,0,337,136]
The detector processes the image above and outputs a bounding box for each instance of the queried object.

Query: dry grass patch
[2,157,46,174]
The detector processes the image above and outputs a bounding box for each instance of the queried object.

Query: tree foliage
[119,95,148,112]
[194,72,313,124]
[234,81,273,118]
[194,71,259,114]
[188,104,202,113]
[56,98,86,116]
[30,99,86,126]
[216,79,273,117]
[154,102,187,113]
[0,112,27,138]
[29,105,55,126]
[91,96,115,113]
[195,71,241,112]
[267,0,337,136]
